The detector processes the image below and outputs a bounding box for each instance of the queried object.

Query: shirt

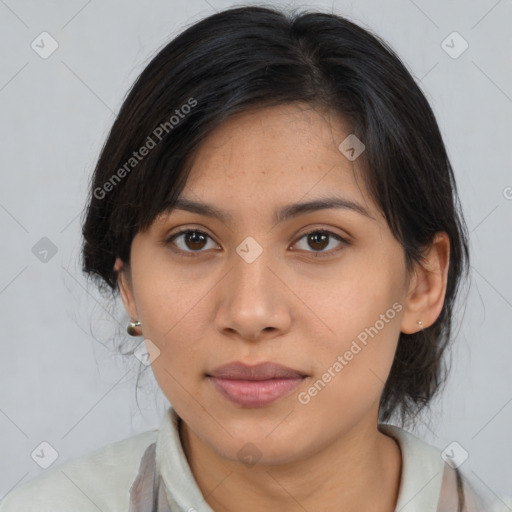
[0,405,489,511]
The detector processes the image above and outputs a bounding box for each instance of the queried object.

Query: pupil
[187,232,206,250]
[309,232,328,251]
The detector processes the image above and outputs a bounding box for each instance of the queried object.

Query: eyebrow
[167,196,374,224]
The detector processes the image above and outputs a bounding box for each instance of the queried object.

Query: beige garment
[436,463,488,512]
[0,406,492,511]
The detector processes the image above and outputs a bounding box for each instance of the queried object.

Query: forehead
[182,103,374,208]
[149,103,386,233]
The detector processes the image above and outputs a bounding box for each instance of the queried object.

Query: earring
[417,320,424,330]
[127,320,142,336]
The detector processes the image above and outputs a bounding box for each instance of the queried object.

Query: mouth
[206,361,308,408]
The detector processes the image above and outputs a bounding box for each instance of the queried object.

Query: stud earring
[417,320,424,330]
[127,320,142,336]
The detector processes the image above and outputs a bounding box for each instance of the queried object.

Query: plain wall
[1,0,511,505]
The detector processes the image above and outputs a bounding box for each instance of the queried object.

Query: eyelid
[295,226,350,242]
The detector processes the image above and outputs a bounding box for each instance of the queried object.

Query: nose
[213,245,292,342]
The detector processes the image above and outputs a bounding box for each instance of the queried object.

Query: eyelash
[165,228,349,259]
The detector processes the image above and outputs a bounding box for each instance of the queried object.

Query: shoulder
[0,429,158,512]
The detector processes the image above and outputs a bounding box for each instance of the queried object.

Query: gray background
[1,0,511,507]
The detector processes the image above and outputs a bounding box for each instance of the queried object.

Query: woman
[0,5,490,511]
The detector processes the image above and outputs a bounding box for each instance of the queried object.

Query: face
[115,103,448,466]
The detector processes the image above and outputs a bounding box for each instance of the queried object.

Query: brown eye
[167,229,218,255]
[166,228,348,259]
[307,232,329,251]
[183,231,207,250]
[292,229,348,257]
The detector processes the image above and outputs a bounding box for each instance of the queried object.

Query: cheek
[131,250,210,341]
[129,269,212,399]
[144,312,208,411]
[307,264,402,348]
[298,303,402,428]
[301,261,403,397]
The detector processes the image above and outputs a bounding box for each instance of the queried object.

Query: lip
[207,361,308,408]
[207,361,307,380]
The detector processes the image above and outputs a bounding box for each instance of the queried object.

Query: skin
[115,102,450,512]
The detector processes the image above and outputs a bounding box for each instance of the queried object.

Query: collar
[379,423,445,511]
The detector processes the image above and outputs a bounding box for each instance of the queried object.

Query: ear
[114,257,139,321]
[400,232,450,334]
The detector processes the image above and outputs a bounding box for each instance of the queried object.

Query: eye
[166,228,349,258]
[167,229,219,256]
[292,229,348,258]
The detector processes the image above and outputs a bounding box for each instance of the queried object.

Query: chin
[208,417,311,465]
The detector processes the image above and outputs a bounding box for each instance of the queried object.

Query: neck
[178,416,402,512]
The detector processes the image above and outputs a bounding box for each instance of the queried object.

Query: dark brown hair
[81,4,470,427]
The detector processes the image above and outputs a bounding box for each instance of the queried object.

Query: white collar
[379,423,445,511]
